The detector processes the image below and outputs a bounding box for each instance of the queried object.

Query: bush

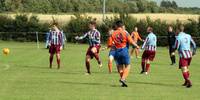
[0,13,199,46]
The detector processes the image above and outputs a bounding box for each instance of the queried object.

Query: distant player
[174,25,196,88]
[75,21,102,75]
[130,27,144,58]
[168,26,176,65]
[106,27,116,73]
[107,21,139,87]
[141,27,157,75]
[47,23,63,69]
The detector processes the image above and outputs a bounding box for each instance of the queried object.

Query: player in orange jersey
[108,21,139,87]
[130,27,144,58]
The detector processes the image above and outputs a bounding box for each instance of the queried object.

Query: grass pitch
[0,41,199,100]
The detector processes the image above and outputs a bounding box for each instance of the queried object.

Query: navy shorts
[109,50,116,57]
[115,47,130,65]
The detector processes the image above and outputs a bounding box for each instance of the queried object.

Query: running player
[47,23,63,69]
[105,25,129,74]
[141,27,157,75]
[107,27,116,73]
[174,25,196,88]
[107,21,139,87]
[75,21,102,75]
[130,27,144,58]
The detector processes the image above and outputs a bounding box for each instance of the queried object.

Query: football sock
[49,55,53,68]
[141,60,145,72]
[182,71,189,81]
[118,69,123,78]
[108,60,112,73]
[146,63,150,72]
[86,61,91,74]
[94,53,101,64]
[57,58,60,69]
[171,55,176,64]
[122,67,130,80]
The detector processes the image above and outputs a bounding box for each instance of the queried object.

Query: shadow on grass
[59,81,122,87]
[129,81,179,87]
[59,81,107,86]
[20,65,48,69]
[41,71,83,75]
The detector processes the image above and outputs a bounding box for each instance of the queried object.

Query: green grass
[0,41,200,100]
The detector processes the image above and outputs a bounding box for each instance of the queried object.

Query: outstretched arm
[75,32,88,40]
[141,37,149,49]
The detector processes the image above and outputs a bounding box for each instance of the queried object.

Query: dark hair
[89,21,96,25]
[115,20,124,28]
[89,18,97,26]
[148,26,153,32]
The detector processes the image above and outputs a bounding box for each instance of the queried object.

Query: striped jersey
[48,30,63,46]
[174,32,196,59]
[79,29,101,46]
[142,32,157,51]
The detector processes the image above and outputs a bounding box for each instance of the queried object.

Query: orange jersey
[131,31,142,42]
[108,28,134,49]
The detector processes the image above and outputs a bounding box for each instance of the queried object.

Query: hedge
[0,13,199,46]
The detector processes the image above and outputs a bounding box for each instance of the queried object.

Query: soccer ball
[3,48,10,55]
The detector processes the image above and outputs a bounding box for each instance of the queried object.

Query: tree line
[0,13,199,46]
[0,0,199,14]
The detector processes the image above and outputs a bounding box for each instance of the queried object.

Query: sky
[150,0,200,8]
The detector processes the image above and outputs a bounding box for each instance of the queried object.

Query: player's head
[89,20,97,30]
[147,26,153,33]
[179,25,184,32]
[122,25,126,30]
[108,28,114,36]
[114,20,124,29]
[51,22,59,31]
[134,27,138,32]
[168,26,173,32]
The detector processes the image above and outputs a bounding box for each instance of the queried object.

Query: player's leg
[135,48,141,58]
[145,59,150,74]
[49,45,55,69]
[119,65,130,87]
[91,46,102,67]
[181,58,192,88]
[181,66,192,88]
[85,55,91,74]
[171,52,176,64]
[49,53,54,68]
[122,65,130,81]
[117,65,123,78]
[118,65,128,87]
[120,48,130,87]
[56,53,61,69]
[55,46,61,69]
[130,48,134,57]
[141,52,146,74]
[169,47,176,65]
[108,55,114,73]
